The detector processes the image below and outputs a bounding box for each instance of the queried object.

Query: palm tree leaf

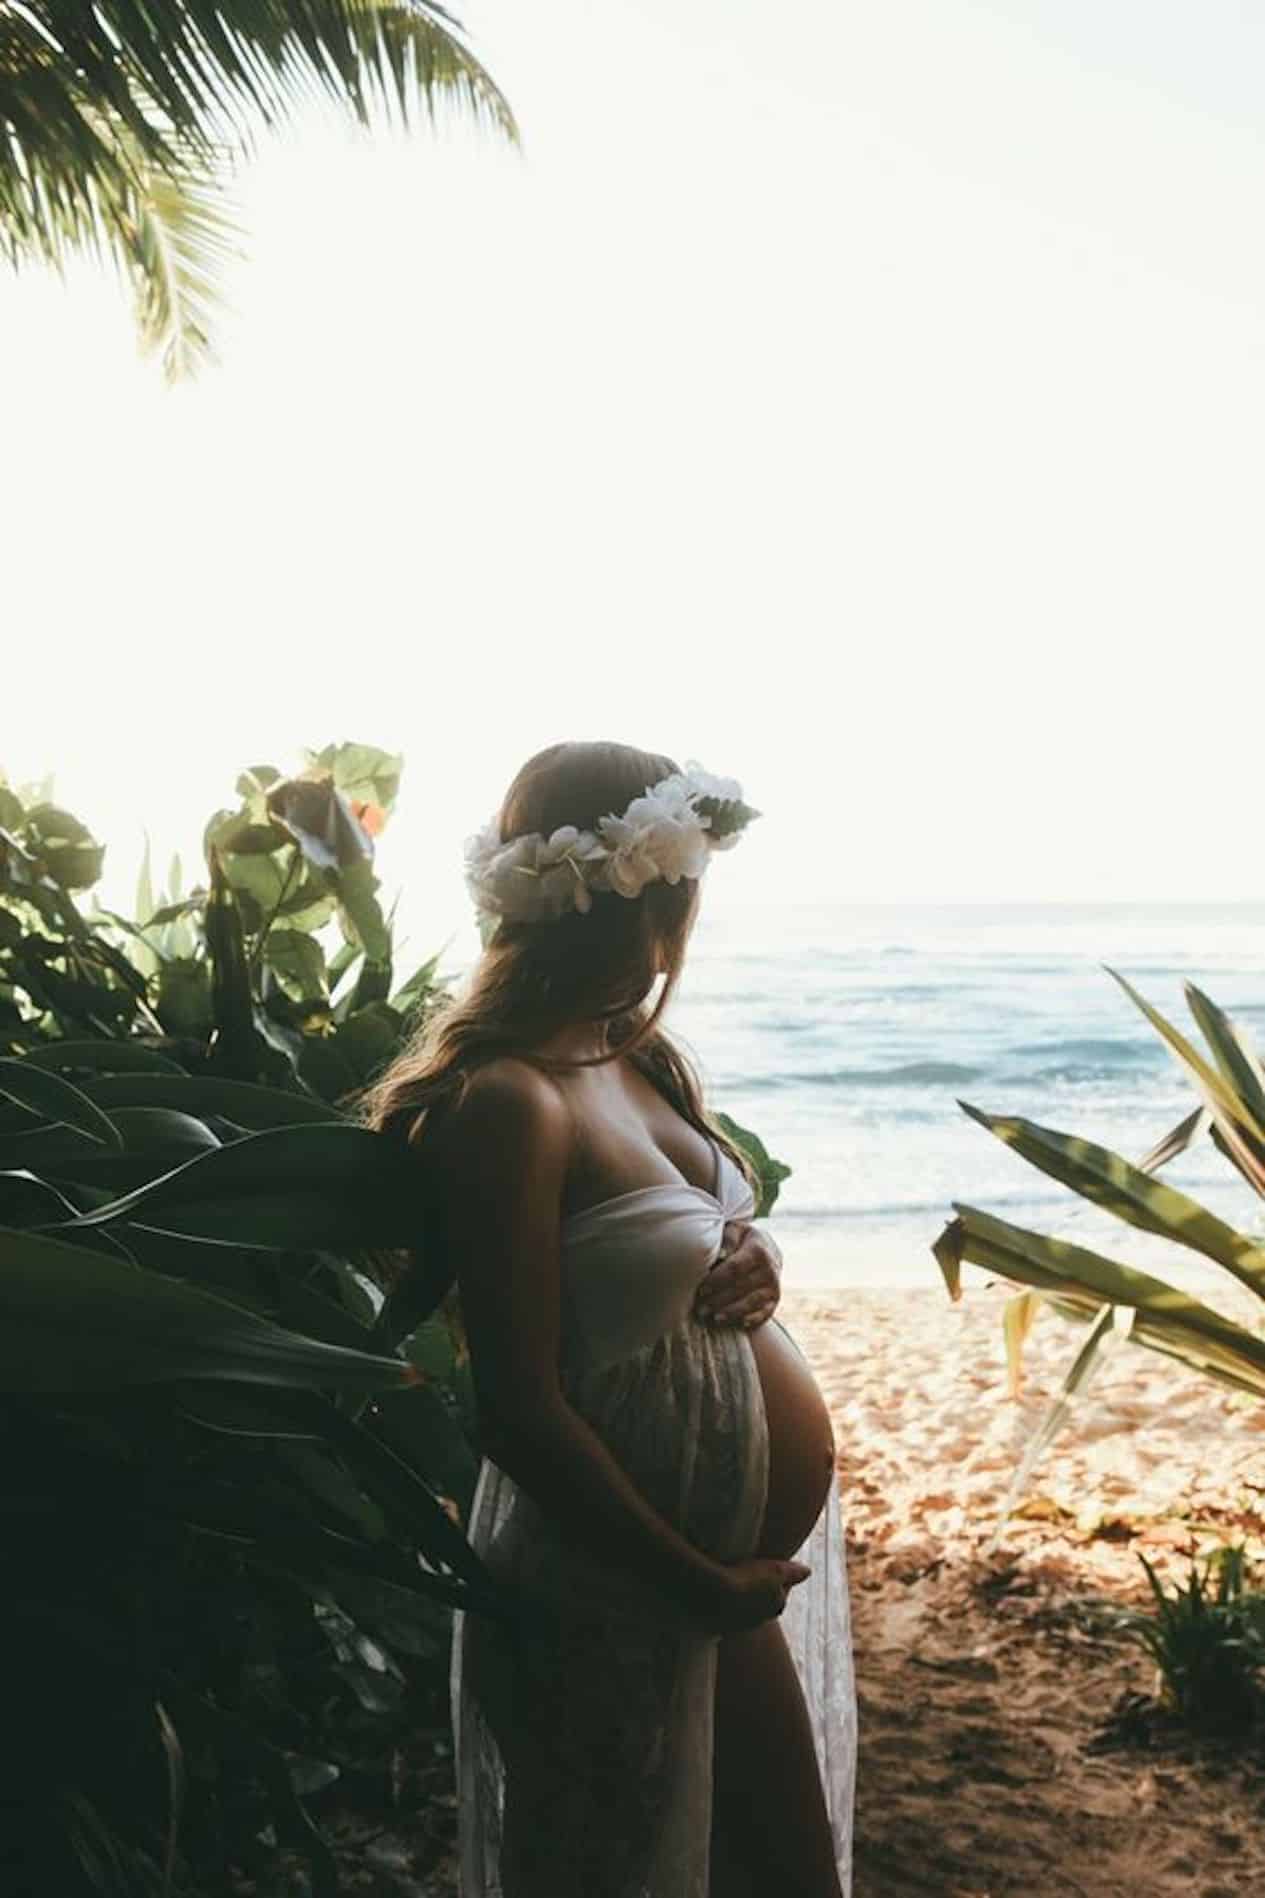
[1,2,517,374]
[101,134,241,381]
[4,3,516,178]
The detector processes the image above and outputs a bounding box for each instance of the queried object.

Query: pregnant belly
[749,1318,836,1558]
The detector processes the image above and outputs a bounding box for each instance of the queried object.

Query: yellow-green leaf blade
[959,1102,1265,1299]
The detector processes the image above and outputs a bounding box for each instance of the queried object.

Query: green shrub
[0,745,499,1894]
[1113,1546,1265,1737]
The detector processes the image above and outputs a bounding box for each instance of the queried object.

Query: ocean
[668,901,1265,1291]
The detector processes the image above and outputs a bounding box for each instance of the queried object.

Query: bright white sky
[4,0,1264,968]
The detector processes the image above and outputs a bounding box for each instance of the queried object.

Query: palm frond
[99,127,242,382]
[0,0,517,374]
[6,3,516,154]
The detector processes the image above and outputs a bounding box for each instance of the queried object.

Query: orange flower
[350,799,387,838]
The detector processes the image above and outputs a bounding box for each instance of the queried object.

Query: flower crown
[465,764,759,929]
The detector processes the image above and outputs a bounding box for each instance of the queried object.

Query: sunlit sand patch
[779,1283,1265,1898]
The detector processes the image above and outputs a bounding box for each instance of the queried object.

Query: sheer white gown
[449,1143,857,1897]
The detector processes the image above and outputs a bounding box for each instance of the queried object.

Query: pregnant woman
[368,741,856,1896]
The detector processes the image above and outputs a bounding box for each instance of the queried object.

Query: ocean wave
[1006,1037,1158,1063]
[744,1060,982,1091]
[774,1187,1073,1223]
[995,1067,1158,1090]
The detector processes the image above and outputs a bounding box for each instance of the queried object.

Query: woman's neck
[534,1018,612,1064]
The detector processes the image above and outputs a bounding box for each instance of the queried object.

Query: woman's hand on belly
[693,1220,782,1330]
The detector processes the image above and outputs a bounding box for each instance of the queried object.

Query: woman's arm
[421,1060,732,1623]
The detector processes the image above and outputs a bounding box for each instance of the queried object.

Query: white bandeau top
[557,1141,757,1373]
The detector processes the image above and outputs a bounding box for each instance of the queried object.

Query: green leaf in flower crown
[695,796,761,841]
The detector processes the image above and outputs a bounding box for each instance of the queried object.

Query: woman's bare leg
[710,1619,844,1898]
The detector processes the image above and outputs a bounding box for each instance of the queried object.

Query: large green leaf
[0,1225,420,1393]
[264,929,328,1003]
[18,1039,186,1077]
[1183,983,1265,1130]
[936,1204,1265,1398]
[712,1110,791,1216]
[58,1121,420,1249]
[958,1102,1265,1299]
[1107,968,1265,1194]
[104,1107,220,1157]
[0,1056,123,1148]
[335,859,391,962]
[77,1073,336,1126]
[1135,1105,1207,1173]
[0,1170,83,1227]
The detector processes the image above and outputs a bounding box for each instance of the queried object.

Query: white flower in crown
[677,761,753,851]
[597,789,711,898]
[465,821,608,923]
[465,764,757,925]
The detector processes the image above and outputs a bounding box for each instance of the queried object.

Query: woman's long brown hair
[350,739,755,1302]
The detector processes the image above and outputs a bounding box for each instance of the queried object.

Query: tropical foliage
[0,1,517,378]
[0,742,504,1893]
[1112,1545,1265,1738]
[934,969,1265,1524]
[0,742,792,1890]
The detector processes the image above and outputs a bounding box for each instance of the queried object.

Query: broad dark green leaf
[0,1225,420,1393]
[78,1073,338,1126]
[0,1055,123,1148]
[58,1122,421,1250]
[18,1039,187,1077]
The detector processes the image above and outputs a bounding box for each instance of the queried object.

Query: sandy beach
[781,1279,1265,1898]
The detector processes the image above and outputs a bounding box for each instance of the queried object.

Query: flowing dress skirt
[449,1314,857,1897]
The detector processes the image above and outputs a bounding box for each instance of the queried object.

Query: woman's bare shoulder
[412,1056,572,1176]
